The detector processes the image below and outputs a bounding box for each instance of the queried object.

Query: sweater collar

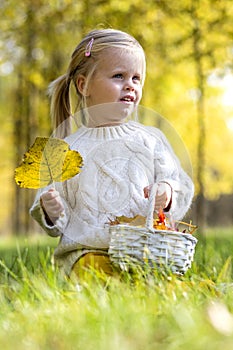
[78,121,140,140]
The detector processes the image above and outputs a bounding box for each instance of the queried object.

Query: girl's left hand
[143,182,172,211]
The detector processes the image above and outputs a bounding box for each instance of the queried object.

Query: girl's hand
[40,188,64,223]
[143,182,172,211]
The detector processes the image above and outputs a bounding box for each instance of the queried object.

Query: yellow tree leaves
[15,137,83,189]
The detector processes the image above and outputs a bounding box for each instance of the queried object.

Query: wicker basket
[108,184,198,275]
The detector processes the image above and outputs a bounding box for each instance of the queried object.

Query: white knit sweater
[30,121,194,275]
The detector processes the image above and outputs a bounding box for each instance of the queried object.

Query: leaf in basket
[153,222,168,230]
[116,215,146,227]
[129,215,146,226]
[175,221,198,234]
[15,137,83,189]
[158,208,166,224]
[153,209,169,230]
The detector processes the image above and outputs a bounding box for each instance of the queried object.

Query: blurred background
[0,0,232,236]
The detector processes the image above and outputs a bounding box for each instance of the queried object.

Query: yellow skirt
[70,252,116,281]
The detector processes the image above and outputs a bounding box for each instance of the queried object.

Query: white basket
[108,184,198,275]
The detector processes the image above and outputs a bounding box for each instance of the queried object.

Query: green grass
[0,228,233,350]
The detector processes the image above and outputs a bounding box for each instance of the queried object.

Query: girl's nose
[124,80,135,91]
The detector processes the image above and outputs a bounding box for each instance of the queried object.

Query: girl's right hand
[40,188,64,223]
[143,182,172,212]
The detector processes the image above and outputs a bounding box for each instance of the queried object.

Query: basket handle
[145,183,158,230]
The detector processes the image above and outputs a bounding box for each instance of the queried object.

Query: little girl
[30,28,194,278]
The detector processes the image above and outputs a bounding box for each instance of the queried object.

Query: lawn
[0,228,232,350]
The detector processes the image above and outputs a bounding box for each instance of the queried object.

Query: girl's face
[81,48,144,127]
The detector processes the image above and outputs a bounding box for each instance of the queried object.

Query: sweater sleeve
[29,186,68,237]
[151,127,194,220]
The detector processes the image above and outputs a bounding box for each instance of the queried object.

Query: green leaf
[15,137,83,189]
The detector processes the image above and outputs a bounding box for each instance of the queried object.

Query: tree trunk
[12,4,38,235]
[191,4,207,228]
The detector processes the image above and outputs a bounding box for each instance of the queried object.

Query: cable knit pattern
[30,121,194,275]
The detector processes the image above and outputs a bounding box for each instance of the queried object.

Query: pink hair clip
[85,38,94,57]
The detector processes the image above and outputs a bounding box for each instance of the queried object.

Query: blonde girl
[30,28,194,279]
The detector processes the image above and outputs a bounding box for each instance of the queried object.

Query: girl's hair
[48,28,146,138]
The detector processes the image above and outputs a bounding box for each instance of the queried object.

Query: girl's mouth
[120,95,135,103]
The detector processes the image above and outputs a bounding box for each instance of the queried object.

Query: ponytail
[48,74,72,139]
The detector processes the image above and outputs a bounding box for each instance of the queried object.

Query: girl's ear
[76,75,89,96]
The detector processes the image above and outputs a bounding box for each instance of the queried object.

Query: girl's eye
[113,73,123,79]
[133,75,141,82]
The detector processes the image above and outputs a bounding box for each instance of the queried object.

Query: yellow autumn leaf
[114,215,147,226]
[15,137,83,189]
